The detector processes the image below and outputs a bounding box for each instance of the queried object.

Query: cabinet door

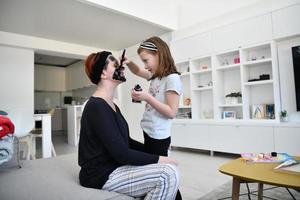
[44,67,66,91]
[171,124,210,150]
[274,127,300,156]
[210,125,274,154]
[212,14,272,52]
[34,65,66,91]
[272,4,300,39]
[66,61,91,90]
[171,32,212,62]
[34,66,46,91]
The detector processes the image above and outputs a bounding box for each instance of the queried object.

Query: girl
[125,36,182,199]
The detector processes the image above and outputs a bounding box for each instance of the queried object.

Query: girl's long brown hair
[137,36,180,79]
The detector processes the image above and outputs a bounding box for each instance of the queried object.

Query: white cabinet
[34,65,66,91]
[51,108,67,131]
[67,105,83,146]
[272,4,300,39]
[211,125,274,154]
[171,122,300,155]
[66,61,91,90]
[171,124,210,150]
[212,14,272,52]
[170,32,212,63]
[274,127,300,156]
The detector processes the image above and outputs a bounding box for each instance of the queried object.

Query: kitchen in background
[34,53,96,145]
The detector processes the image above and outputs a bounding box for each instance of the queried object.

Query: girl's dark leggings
[143,132,183,200]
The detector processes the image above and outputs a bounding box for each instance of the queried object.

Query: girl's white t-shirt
[141,73,182,139]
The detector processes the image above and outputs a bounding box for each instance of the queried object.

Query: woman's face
[103,57,124,83]
[139,51,159,74]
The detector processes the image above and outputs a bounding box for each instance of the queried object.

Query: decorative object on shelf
[234,57,240,64]
[251,55,257,61]
[280,110,288,122]
[176,110,192,119]
[266,104,275,119]
[248,74,270,82]
[223,111,236,119]
[248,78,260,82]
[252,104,265,119]
[259,74,270,80]
[221,58,229,66]
[203,110,213,119]
[225,92,242,104]
[184,98,191,106]
[201,65,208,70]
[198,81,213,88]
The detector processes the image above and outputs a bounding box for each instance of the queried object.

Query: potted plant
[225,92,242,104]
[280,110,288,122]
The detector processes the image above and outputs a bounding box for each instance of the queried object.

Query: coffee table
[219,157,300,200]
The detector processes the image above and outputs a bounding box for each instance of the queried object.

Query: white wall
[277,36,300,120]
[0,45,34,114]
[173,0,300,40]
[177,0,261,29]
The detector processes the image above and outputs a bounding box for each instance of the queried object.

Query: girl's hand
[131,89,150,102]
[122,56,131,65]
[158,156,179,166]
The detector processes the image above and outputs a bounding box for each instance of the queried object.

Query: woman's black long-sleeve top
[78,97,159,189]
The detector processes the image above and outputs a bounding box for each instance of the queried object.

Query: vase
[281,116,288,122]
[225,97,238,104]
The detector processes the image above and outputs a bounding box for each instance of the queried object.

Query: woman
[78,51,180,200]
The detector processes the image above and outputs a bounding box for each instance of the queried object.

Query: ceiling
[0,0,172,51]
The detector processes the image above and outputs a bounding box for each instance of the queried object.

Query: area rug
[199,181,300,200]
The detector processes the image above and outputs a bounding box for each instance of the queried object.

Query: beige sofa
[0,153,135,200]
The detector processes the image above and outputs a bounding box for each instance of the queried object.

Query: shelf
[218,103,243,107]
[216,63,240,71]
[191,69,212,74]
[244,79,273,86]
[180,72,190,77]
[243,58,272,66]
[193,86,213,91]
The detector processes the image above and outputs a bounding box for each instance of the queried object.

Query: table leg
[257,183,263,200]
[232,177,241,200]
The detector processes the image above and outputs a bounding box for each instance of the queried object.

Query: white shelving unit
[176,41,281,122]
[171,41,290,155]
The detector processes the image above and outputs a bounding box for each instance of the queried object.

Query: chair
[31,108,56,159]
[7,107,35,167]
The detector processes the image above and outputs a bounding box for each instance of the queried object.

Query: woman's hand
[158,156,179,166]
[131,88,150,102]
